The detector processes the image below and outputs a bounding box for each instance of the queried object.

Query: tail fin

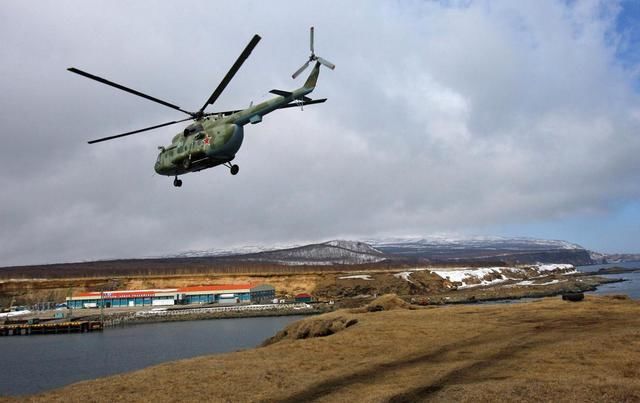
[303,62,321,89]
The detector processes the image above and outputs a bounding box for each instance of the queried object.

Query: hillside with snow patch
[238,240,387,265]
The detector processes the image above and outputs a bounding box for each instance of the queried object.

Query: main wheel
[230,164,239,175]
[173,178,183,187]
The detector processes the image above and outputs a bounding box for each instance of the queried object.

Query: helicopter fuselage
[154,67,319,177]
[154,120,244,176]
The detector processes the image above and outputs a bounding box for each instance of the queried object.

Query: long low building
[66,284,275,309]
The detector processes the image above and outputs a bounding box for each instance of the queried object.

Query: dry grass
[10,295,640,402]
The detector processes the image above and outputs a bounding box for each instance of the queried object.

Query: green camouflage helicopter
[68,27,334,187]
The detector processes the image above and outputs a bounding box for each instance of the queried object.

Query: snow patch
[505,279,565,287]
[431,267,510,289]
[323,240,384,255]
[0,309,31,318]
[393,272,415,284]
[338,274,374,280]
[536,264,576,273]
[430,264,576,289]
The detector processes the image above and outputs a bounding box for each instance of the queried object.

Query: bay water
[0,315,304,396]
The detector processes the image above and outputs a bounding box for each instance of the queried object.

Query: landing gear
[173,176,182,187]
[224,162,240,175]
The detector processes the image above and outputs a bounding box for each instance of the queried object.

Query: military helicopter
[68,27,334,187]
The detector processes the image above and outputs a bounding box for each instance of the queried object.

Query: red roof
[295,293,312,298]
[75,290,164,298]
[74,283,255,298]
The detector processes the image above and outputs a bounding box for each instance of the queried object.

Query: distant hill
[4,236,634,279]
[236,240,386,265]
[588,251,640,264]
[165,236,595,265]
[366,236,593,265]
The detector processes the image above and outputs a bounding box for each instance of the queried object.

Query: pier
[0,321,103,336]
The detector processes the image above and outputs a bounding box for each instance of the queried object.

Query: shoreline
[415,274,624,305]
[14,294,640,402]
[104,306,325,327]
[95,274,627,326]
[4,273,625,329]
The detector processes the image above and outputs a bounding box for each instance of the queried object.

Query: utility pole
[100,290,104,325]
[67,287,72,319]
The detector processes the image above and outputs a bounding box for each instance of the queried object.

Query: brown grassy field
[14,294,640,402]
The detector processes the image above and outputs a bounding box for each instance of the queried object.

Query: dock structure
[0,321,103,336]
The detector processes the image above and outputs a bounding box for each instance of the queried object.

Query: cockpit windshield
[184,123,204,136]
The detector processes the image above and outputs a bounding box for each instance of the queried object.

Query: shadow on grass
[276,332,556,403]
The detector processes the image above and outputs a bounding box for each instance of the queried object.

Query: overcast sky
[1,0,639,266]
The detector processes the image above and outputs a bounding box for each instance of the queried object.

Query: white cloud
[0,0,638,265]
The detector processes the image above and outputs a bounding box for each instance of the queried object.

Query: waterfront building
[66,284,276,309]
[294,293,313,303]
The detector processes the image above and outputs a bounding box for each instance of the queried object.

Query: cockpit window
[184,124,204,136]
[195,133,205,140]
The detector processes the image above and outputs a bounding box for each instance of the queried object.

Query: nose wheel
[173,176,183,187]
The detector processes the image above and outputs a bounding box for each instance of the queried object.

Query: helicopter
[68,27,334,187]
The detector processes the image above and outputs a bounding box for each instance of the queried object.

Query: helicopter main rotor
[68,34,262,144]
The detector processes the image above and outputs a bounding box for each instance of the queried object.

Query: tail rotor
[292,26,335,79]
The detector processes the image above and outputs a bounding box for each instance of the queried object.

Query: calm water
[0,315,304,396]
[474,261,640,306]
[576,261,640,299]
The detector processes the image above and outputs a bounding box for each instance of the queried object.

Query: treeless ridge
[10,295,640,402]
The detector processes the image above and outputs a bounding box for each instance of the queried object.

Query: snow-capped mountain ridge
[323,240,384,255]
[365,236,584,250]
[164,244,300,259]
[239,240,386,265]
[367,236,591,265]
[161,236,594,265]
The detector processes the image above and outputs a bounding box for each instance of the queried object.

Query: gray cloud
[0,0,639,265]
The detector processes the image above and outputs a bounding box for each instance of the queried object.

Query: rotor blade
[199,34,261,112]
[87,117,193,144]
[278,98,327,109]
[316,56,335,70]
[310,26,315,54]
[68,67,194,117]
[292,60,310,79]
